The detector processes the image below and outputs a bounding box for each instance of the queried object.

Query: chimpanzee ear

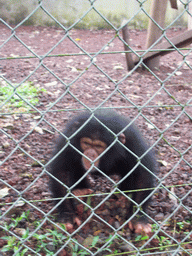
[118,133,126,144]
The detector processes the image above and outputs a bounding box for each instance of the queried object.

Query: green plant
[156,236,172,251]
[0,80,46,111]
[71,236,100,256]
[177,221,184,230]
[4,211,30,230]
[151,223,173,251]
[2,229,29,256]
[33,228,67,255]
[135,234,149,241]
[70,234,118,255]
[2,212,120,255]
[1,211,31,255]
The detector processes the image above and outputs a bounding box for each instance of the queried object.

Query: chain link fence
[0,0,192,255]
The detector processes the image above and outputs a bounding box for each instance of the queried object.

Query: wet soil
[0,24,192,254]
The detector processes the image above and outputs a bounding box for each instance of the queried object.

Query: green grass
[2,210,192,255]
[0,81,46,112]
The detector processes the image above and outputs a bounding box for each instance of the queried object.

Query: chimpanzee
[49,109,156,233]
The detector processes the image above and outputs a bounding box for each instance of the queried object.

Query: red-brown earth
[0,24,192,255]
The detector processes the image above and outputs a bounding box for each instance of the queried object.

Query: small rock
[155,213,164,221]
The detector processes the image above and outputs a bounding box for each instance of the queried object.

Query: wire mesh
[0,0,192,255]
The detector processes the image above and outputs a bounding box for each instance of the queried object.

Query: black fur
[49,110,156,223]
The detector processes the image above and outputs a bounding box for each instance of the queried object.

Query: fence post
[122,20,134,71]
[188,1,192,30]
[145,0,168,70]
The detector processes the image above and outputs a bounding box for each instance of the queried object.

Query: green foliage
[2,211,30,255]
[2,229,29,255]
[0,81,46,111]
[70,236,100,256]
[33,229,67,255]
[156,236,172,251]
[135,234,149,241]
[3,211,30,230]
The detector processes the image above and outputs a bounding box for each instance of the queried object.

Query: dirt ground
[0,24,192,255]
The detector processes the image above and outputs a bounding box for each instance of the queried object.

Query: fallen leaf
[34,126,44,134]
[147,123,155,129]
[175,71,182,76]
[113,65,124,70]
[14,228,26,236]
[45,81,57,87]
[169,187,178,206]
[157,160,168,166]
[0,187,9,198]
[15,200,25,207]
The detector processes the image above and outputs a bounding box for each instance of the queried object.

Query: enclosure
[0,0,192,255]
